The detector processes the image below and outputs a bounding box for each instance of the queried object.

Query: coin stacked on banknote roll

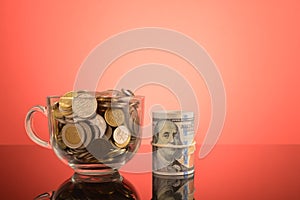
[152,111,195,176]
[51,89,143,168]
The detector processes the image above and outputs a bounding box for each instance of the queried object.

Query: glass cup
[25,91,144,175]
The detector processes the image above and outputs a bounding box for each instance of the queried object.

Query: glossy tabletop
[0,144,299,199]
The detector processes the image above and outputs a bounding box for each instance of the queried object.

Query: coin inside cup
[46,90,144,174]
[62,124,86,149]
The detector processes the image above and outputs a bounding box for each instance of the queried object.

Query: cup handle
[34,191,54,200]
[25,105,51,149]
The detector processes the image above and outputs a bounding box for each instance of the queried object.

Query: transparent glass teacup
[25,91,144,175]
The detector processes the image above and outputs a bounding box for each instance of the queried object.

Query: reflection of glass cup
[35,172,140,200]
[25,92,144,175]
[152,173,195,200]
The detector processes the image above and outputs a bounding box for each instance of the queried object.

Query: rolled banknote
[152,111,195,176]
[153,111,195,145]
[152,173,195,200]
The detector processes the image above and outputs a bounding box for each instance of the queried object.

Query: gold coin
[104,108,125,127]
[53,122,67,149]
[112,125,131,148]
[59,91,78,110]
[61,124,85,149]
[53,106,64,119]
[51,102,62,118]
[51,102,59,110]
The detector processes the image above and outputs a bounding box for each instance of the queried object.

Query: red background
[1,0,300,145]
[1,1,300,199]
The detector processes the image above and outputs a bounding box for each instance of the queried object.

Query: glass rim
[46,95,145,100]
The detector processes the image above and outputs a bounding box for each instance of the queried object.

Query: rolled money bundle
[51,89,142,168]
[153,111,194,145]
[152,173,195,200]
[152,111,195,176]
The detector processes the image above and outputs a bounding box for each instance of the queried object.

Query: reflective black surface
[1,145,300,199]
[35,172,139,200]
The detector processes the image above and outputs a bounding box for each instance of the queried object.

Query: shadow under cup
[25,94,144,175]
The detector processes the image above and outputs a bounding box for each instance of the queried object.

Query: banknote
[152,173,195,200]
[152,111,195,176]
[152,111,195,145]
[152,142,195,175]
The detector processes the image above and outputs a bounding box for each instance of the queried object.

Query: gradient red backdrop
[0,0,299,146]
[1,1,300,199]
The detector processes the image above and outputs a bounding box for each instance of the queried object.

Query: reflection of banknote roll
[152,173,195,200]
[152,111,195,176]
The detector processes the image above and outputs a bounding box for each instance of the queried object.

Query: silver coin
[86,138,115,160]
[121,88,134,96]
[91,125,101,139]
[72,92,97,119]
[112,125,131,148]
[89,114,107,138]
[77,121,93,148]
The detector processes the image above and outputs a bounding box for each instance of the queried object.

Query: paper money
[152,173,195,200]
[152,111,195,176]
[153,111,194,145]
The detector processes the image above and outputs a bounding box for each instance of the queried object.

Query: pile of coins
[51,89,141,166]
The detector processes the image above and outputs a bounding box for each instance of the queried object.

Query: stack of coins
[51,89,142,166]
[152,173,195,200]
[152,111,195,176]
